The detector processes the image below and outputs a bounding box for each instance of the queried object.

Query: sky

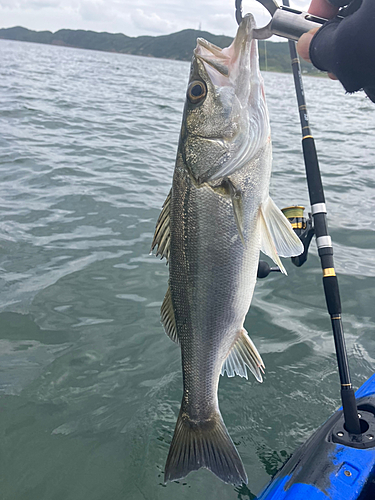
[0,0,312,38]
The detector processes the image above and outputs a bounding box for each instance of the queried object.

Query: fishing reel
[281,205,314,267]
[257,205,314,278]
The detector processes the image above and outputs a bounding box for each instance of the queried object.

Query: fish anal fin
[161,286,178,343]
[221,328,264,382]
[151,190,171,262]
[165,409,247,485]
[259,197,304,275]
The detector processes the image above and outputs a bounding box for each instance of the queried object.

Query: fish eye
[187,81,207,103]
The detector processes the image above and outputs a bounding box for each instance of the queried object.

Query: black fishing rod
[236,0,361,436]
[280,0,361,436]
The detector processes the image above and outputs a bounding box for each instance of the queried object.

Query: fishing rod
[280,0,361,437]
[237,0,362,437]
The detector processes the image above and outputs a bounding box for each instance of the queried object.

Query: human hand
[297,0,339,79]
[308,0,339,18]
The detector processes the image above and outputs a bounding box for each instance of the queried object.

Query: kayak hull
[258,374,375,500]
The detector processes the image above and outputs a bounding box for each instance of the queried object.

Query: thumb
[296,27,320,62]
[296,27,338,81]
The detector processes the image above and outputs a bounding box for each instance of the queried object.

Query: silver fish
[152,14,303,485]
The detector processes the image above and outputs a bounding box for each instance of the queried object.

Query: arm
[297,0,375,102]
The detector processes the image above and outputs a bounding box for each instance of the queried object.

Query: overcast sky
[0,0,312,38]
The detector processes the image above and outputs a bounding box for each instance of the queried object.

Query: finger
[308,0,339,18]
[296,28,320,62]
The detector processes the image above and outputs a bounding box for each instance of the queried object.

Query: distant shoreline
[0,26,321,75]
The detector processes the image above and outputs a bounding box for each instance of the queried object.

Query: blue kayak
[258,374,375,500]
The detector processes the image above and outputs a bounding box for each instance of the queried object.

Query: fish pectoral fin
[228,179,245,246]
[165,408,247,485]
[221,328,264,382]
[161,286,178,343]
[214,178,245,245]
[259,196,304,275]
[151,189,171,262]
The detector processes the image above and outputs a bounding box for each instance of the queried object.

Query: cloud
[0,0,312,37]
[206,13,235,34]
[79,0,112,22]
[131,8,175,34]
[0,0,63,9]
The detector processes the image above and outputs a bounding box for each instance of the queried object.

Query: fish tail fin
[164,408,247,485]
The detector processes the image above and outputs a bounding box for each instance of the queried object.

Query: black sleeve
[327,0,350,6]
[309,0,375,103]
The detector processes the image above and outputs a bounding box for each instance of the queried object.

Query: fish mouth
[194,14,258,89]
[193,14,270,182]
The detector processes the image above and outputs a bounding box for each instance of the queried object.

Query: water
[0,38,375,500]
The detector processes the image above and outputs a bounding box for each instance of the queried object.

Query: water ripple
[0,39,375,500]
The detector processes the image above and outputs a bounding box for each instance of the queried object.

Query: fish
[152,13,303,485]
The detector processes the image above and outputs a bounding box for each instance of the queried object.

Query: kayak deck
[258,374,375,500]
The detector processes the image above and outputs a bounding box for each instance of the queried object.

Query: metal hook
[235,0,243,25]
[236,0,278,26]
[235,0,329,41]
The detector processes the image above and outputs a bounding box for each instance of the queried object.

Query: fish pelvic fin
[161,286,178,343]
[165,409,248,485]
[151,189,171,262]
[259,196,304,275]
[221,328,264,382]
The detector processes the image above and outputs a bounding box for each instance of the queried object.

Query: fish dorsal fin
[151,190,171,262]
[221,328,264,382]
[161,286,178,343]
[259,197,304,275]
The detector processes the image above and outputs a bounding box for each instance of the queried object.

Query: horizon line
[0,25,285,43]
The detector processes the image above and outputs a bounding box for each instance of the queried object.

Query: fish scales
[152,13,303,485]
[171,147,268,413]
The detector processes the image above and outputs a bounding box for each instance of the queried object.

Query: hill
[0,25,318,74]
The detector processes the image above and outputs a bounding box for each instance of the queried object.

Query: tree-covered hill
[0,25,319,74]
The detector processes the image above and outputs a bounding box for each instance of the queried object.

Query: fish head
[180,14,270,184]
